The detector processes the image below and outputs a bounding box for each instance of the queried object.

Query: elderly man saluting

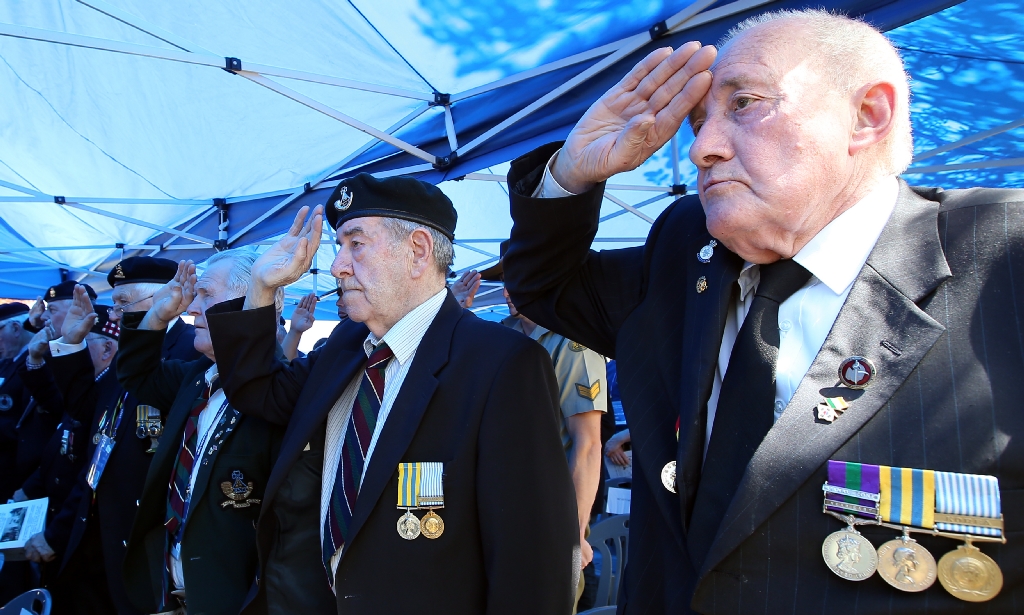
[503,9,1024,615]
[206,175,578,615]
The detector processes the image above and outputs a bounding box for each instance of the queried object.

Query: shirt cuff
[49,338,86,357]
[530,149,577,199]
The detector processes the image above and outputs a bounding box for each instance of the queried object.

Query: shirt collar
[205,363,219,388]
[500,315,549,341]
[792,177,899,295]
[363,288,447,365]
[737,177,899,298]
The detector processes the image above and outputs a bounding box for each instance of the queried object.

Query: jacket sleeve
[477,337,579,615]
[205,299,317,426]
[44,463,86,556]
[117,316,195,412]
[18,362,66,418]
[503,142,664,359]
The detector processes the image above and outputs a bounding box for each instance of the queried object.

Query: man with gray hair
[117,249,284,615]
[205,173,578,615]
[503,9,1024,613]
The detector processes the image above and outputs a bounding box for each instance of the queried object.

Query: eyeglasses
[107,295,154,317]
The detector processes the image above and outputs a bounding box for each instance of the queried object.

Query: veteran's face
[45,300,70,333]
[187,260,238,361]
[688,24,854,263]
[331,217,411,334]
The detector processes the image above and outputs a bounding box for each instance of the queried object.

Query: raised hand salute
[550,41,715,193]
[140,260,197,331]
[247,204,324,309]
[60,284,98,344]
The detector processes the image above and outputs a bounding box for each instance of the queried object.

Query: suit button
[54,478,60,484]
[123,540,127,546]
[136,500,140,507]
[774,400,784,413]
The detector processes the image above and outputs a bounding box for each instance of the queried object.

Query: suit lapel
[676,232,743,534]
[697,183,953,579]
[263,322,369,511]
[342,294,461,556]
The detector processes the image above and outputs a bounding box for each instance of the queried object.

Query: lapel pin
[696,276,708,294]
[220,470,261,508]
[816,396,849,423]
[839,356,876,389]
[697,239,717,263]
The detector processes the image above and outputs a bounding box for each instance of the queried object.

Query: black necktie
[687,258,812,566]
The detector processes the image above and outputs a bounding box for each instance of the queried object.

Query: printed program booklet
[0,497,48,561]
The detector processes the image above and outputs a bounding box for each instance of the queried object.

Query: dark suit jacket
[118,320,282,615]
[45,316,199,614]
[504,142,1024,614]
[0,350,32,500]
[206,292,579,615]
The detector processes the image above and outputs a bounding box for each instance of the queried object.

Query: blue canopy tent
[0,0,1019,321]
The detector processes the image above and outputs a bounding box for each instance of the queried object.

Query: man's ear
[408,228,435,279]
[849,81,897,157]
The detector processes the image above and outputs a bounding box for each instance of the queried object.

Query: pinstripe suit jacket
[504,142,1024,615]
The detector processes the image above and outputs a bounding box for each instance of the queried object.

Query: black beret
[324,173,457,240]
[46,280,98,302]
[0,302,29,322]
[107,256,178,288]
[479,240,510,281]
[90,307,120,340]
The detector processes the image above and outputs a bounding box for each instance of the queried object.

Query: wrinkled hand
[290,293,317,333]
[28,324,58,362]
[604,429,631,467]
[452,270,482,308]
[581,534,594,569]
[253,205,324,291]
[147,261,197,327]
[24,532,55,563]
[28,296,47,329]
[60,285,97,344]
[552,42,716,193]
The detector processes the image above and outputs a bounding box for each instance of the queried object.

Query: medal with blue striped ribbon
[396,462,445,540]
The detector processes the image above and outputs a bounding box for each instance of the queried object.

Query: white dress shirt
[171,363,229,589]
[534,151,899,452]
[321,288,447,579]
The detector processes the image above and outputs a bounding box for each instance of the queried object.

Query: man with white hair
[118,249,284,615]
[503,9,1024,613]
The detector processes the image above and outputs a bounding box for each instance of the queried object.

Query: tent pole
[912,117,1024,162]
[0,180,44,197]
[604,194,655,224]
[600,192,671,222]
[671,135,681,186]
[903,157,1024,175]
[227,103,432,246]
[60,201,213,244]
[444,106,459,151]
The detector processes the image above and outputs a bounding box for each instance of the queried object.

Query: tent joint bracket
[649,20,669,39]
[214,198,229,251]
[671,184,687,196]
[224,57,242,73]
[431,92,451,106]
[54,196,66,204]
[433,150,458,170]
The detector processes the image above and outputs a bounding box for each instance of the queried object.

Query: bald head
[718,10,912,174]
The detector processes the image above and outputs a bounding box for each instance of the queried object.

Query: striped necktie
[165,377,217,538]
[322,343,394,587]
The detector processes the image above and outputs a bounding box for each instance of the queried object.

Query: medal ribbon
[879,465,935,528]
[397,462,420,508]
[825,460,880,517]
[934,471,1002,537]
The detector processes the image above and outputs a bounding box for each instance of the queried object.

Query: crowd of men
[0,8,1022,615]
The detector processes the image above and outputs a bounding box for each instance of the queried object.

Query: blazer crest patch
[575,381,601,401]
[221,470,261,508]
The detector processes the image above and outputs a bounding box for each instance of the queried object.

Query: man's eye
[735,97,753,110]
[691,120,704,135]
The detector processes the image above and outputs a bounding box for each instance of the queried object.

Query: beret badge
[334,186,354,212]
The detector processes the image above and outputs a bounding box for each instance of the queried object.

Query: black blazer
[0,351,32,500]
[206,292,579,615]
[504,142,1024,614]
[118,322,282,615]
[45,316,200,614]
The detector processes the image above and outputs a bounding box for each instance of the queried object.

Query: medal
[875,531,937,592]
[695,276,708,294]
[937,540,1003,602]
[697,240,717,263]
[397,510,421,540]
[822,525,877,581]
[420,510,444,539]
[838,356,875,389]
[661,461,676,493]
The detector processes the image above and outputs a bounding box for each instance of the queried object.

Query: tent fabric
[0,0,1020,319]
